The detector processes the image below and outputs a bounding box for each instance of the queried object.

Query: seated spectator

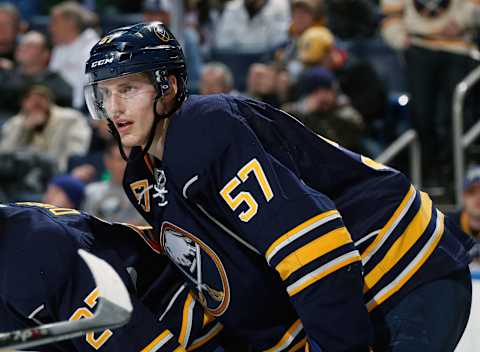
[297,25,388,154]
[214,0,290,53]
[143,0,203,93]
[200,62,237,95]
[448,166,480,262]
[69,119,112,183]
[42,174,85,209]
[0,31,73,121]
[282,66,365,152]
[48,1,100,110]
[0,85,91,172]
[0,3,24,66]
[277,0,326,80]
[246,62,283,107]
[297,26,335,68]
[82,139,145,225]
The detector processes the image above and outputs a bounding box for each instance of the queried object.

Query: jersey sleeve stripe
[141,330,174,352]
[366,210,445,311]
[287,250,361,296]
[187,322,223,351]
[263,319,304,352]
[362,185,416,265]
[179,293,196,346]
[266,210,340,264]
[363,191,432,292]
[288,337,308,352]
[275,227,353,280]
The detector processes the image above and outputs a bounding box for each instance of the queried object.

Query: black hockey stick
[0,249,133,351]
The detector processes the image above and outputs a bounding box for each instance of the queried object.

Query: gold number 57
[220,158,274,222]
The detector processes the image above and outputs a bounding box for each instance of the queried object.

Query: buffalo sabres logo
[160,222,230,316]
[153,25,171,42]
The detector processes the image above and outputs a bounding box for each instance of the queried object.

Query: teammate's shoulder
[0,203,92,248]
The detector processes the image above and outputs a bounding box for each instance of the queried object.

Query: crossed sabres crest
[153,25,171,42]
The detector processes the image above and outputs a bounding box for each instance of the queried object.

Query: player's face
[97,74,157,148]
[464,184,480,219]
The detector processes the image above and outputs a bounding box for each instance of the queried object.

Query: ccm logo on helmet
[91,57,114,68]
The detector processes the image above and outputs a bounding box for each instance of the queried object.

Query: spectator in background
[0,31,73,121]
[381,0,480,188]
[296,25,388,157]
[199,61,237,95]
[297,25,335,68]
[449,166,480,262]
[0,85,91,172]
[214,0,290,53]
[246,62,282,107]
[42,174,85,209]
[277,0,326,80]
[69,119,112,183]
[143,0,203,93]
[0,3,24,66]
[49,1,100,110]
[282,66,365,152]
[82,139,145,225]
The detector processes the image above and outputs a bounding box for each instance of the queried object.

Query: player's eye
[118,85,138,97]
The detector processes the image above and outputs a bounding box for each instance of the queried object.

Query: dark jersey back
[0,203,220,351]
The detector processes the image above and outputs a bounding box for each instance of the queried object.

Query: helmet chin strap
[107,118,129,161]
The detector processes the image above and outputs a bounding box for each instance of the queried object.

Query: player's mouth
[116,120,133,134]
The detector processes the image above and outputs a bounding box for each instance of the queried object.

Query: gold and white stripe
[187,322,223,351]
[287,250,361,296]
[361,186,417,265]
[276,227,353,280]
[263,320,304,352]
[141,330,174,352]
[266,211,341,264]
[179,293,196,346]
[366,210,444,311]
[363,192,433,292]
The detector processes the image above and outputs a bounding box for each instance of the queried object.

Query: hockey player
[0,202,222,351]
[84,22,474,351]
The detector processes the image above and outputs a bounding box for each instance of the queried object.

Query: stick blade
[78,249,133,316]
[0,249,133,351]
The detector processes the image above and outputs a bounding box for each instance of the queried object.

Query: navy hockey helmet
[84,21,187,121]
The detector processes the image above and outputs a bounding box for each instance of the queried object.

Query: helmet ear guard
[154,69,170,95]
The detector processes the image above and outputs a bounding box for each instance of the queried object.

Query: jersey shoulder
[166,94,245,178]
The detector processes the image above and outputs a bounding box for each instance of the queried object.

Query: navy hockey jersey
[123,94,473,351]
[0,202,222,351]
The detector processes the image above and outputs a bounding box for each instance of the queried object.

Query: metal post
[410,134,422,188]
[376,129,421,187]
[452,65,480,206]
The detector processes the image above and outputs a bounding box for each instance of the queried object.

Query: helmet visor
[84,72,156,120]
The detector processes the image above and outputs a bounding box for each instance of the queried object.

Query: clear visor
[84,73,156,120]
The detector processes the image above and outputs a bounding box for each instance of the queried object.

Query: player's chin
[120,135,142,148]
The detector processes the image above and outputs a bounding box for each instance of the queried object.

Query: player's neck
[149,118,170,160]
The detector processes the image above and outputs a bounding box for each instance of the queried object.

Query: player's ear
[167,75,178,97]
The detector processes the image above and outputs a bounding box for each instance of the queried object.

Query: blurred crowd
[0,0,479,235]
